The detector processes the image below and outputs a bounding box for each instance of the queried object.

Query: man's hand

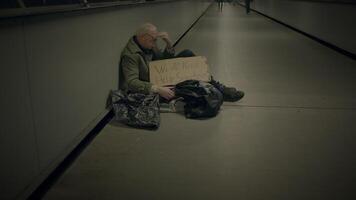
[157,32,173,48]
[157,86,175,100]
[152,85,175,100]
[157,32,170,41]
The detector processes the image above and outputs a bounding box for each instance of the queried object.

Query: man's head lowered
[135,23,158,50]
[135,23,169,50]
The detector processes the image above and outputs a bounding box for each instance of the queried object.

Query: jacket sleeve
[153,46,175,60]
[121,55,152,94]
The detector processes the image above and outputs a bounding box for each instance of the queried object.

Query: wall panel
[0,21,39,200]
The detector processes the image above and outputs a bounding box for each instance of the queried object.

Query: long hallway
[44,3,356,200]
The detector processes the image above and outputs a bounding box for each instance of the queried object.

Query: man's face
[141,30,158,49]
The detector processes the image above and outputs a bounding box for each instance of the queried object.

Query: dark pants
[175,49,196,58]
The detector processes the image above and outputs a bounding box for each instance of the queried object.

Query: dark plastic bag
[111,90,160,129]
[175,80,223,119]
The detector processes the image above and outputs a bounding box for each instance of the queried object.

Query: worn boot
[210,79,244,102]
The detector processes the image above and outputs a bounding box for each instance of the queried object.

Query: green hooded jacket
[119,37,175,94]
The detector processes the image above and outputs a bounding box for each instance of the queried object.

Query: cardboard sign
[149,56,211,86]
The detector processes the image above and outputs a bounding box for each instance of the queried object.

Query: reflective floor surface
[44,3,356,200]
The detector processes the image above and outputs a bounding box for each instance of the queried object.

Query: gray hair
[135,23,157,36]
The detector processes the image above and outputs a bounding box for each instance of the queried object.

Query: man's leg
[210,78,245,102]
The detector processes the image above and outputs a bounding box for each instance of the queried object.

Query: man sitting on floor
[119,23,244,102]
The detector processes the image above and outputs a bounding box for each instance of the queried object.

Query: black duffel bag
[175,80,223,119]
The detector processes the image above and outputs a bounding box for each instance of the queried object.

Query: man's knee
[176,49,196,58]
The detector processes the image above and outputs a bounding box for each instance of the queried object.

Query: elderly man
[119,23,244,102]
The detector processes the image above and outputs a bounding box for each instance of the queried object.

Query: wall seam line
[16,19,42,200]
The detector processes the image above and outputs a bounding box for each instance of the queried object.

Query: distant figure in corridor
[245,0,250,14]
[217,0,224,12]
[118,23,244,102]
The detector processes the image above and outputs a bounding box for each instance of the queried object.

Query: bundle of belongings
[111,56,225,129]
[111,80,223,129]
[175,80,223,118]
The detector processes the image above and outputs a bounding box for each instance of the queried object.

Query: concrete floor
[44,3,356,200]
